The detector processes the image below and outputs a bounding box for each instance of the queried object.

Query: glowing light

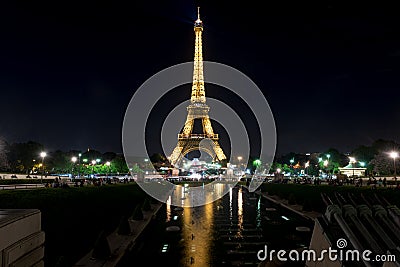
[253,159,261,166]
[161,244,169,253]
[40,152,46,158]
[106,161,111,166]
[390,152,399,159]
[349,157,356,164]
[168,8,226,165]
[71,156,77,163]
[281,216,290,221]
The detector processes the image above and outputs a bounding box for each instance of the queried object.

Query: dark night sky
[1,0,400,157]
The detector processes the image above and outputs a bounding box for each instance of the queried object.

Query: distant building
[338,163,366,177]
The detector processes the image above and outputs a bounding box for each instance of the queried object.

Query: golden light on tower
[169,7,227,166]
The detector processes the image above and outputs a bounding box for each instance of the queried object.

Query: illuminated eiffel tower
[169,7,227,167]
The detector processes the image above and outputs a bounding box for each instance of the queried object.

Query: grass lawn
[0,183,147,266]
[261,183,400,213]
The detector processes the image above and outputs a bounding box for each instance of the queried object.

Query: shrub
[91,231,111,260]
[131,205,144,220]
[142,198,151,211]
[117,216,131,235]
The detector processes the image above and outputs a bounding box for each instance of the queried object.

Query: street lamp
[91,160,96,178]
[237,156,242,171]
[305,161,310,176]
[326,154,331,177]
[359,162,366,177]
[71,156,77,179]
[106,161,111,179]
[390,152,398,180]
[40,152,46,183]
[253,159,261,175]
[349,157,356,177]
[78,153,82,178]
[289,158,295,177]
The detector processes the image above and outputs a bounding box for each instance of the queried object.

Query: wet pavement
[120,185,313,267]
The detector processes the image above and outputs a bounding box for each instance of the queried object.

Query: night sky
[1,1,400,157]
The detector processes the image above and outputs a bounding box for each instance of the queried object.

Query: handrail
[0,184,45,190]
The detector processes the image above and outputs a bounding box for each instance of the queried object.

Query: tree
[47,150,70,174]
[320,148,349,174]
[0,139,9,171]
[370,153,393,176]
[352,145,377,165]
[111,155,129,174]
[7,141,44,173]
[102,152,117,162]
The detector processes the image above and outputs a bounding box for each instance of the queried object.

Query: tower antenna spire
[197,6,200,20]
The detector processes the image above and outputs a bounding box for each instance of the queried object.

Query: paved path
[259,192,321,221]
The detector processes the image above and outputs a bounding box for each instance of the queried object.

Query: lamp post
[71,156,77,179]
[237,156,242,171]
[349,157,356,178]
[106,161,111,179]
[78,153,82,179]
[305,161,310,176]
[290,158,294,176]
[253,159,261,176]
[359,162,366,177]
[390,152,398,181]
[326,154,331,177]
[323,160,328,177]
[40,152,46,183]
[91,160,96,178]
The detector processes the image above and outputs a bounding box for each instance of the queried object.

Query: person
[383,177,387,187]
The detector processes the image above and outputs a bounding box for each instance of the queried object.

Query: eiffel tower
[169,8,227,167]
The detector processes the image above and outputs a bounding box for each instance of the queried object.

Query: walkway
[258,191,321,221]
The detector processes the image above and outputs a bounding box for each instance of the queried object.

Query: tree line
[272,139,400,176]
[1,138,399,176]
[0,140,131,176]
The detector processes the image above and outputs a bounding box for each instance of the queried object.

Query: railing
[0,184,45,190]
[178,133,218,139]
